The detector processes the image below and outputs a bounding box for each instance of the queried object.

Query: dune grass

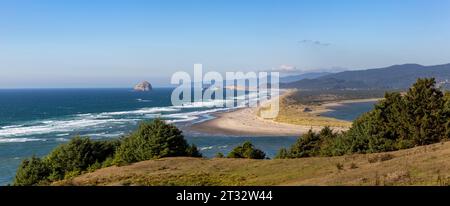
[267,91,352,128]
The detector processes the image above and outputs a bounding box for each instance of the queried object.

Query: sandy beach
[189,94,380,136]
[190,107,335,136]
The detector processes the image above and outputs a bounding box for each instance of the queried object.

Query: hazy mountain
[280,72,332,83]
[281,63,450,90]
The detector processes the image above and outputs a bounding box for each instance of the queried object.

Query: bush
[114,119,201,164]
[13,156,50,186]
[227,141,266,159]
[45,137,119,180]
[288,130,322,158]
[276,127,340,158]
[275,148,290,159]
[215,152,224,158]
[186,144,203,158]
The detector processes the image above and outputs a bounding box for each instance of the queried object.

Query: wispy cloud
[298,39,331,47]
[273,64,297,72]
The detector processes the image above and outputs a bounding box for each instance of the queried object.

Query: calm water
[0,88,295,185]
[321,101,376,121]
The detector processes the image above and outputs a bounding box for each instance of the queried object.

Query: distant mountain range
[281,63,450,90]
[280,72,332,83]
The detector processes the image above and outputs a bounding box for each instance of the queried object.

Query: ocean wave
[101,107,180,116]
[163,107,230,123]
[136,98,152,102]
[200,146,214,151]
[85,132,126,138]
[0,118,132,138]
[0,138,45,143]
[0,96,248,138]
[1,125,24,129]
[172,99,230,108]
[55,138,69,142]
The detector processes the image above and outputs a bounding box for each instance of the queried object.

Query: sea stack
[134,81,152,92]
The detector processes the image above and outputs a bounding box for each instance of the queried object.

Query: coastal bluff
[134,81,152,91]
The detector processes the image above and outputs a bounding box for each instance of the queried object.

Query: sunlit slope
[57,141,450,186]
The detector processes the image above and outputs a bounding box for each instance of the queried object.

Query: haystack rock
[134,81,152,91]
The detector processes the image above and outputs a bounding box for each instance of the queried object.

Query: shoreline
[188,95,379,137]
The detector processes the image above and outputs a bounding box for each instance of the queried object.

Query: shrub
[64,170,81,179]
[114,119,200,164]
[13,156,50,186]
[45,137,119,180]
[215,152,224,158]
[288,130,322,158]
[227,141,266,159]
[101,157,115,168]
[277,127,340,158]
[186,144,203,158]
[275,148,290,159]
[87,161,102,173]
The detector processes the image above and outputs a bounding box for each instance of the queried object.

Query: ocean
[0,88,295,185]
[0,88,376,185]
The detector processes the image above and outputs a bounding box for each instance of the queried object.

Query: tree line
[277,78,450,158]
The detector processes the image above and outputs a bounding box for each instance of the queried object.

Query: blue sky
[1,0,449,88]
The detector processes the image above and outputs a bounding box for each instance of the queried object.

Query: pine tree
[404,78,446,145]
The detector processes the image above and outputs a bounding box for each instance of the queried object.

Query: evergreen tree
[114,119,196,164]
[288,130,322,157]
[227,141,266,159]
[13,156,50,186]
[404,78,446,145]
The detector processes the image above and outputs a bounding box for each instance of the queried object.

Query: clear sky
[1,0,450,88]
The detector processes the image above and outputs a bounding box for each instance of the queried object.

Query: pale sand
[189,107,336,136]
[189,97,380,137]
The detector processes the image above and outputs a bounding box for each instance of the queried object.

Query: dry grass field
[56,141,450,186]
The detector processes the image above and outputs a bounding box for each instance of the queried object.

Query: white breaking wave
[0,91,269,139]
[163,107,230,124]
[101,107,180,116]
[136,98,152,102]
[200,146,214,151]
[1,125,24,129]
[0,138,45,143]
[0,118,132,138]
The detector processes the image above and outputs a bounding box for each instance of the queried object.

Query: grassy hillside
[56,141,450,186]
